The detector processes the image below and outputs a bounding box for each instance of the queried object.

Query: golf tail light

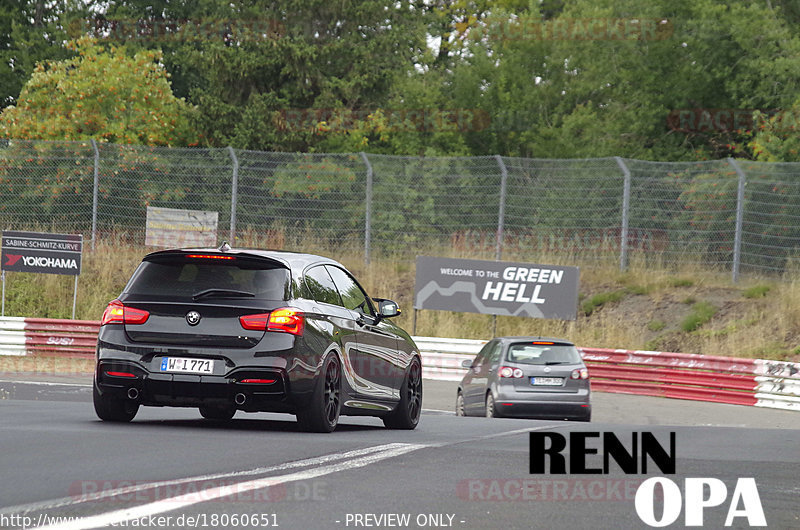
[499,366,523,378]
[571,368,590,380]
[101,300,149,326]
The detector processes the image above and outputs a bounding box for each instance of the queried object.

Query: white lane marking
[0,379,92,387]
[0,443,413,516]
[422,408,454,414]
[34,443,426,530]
[425,423,564,448]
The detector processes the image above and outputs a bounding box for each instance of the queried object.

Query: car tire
[93,384,138,422]
[455,391,466,417]
[485,392,498,418]
[297,354,341,433]
[383,357,422,430]
[199,405,236,421]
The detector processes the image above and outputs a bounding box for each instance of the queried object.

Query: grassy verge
[0,240,797,361]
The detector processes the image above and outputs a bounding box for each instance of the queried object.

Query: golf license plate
[531,377,563,386]
[160,357,214,374]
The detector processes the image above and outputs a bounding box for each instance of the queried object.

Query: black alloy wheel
[297,354,341,433]
[383,357,422,429]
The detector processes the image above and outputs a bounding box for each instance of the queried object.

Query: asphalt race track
[0,377,798,530]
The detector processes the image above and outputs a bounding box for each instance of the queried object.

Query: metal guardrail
[413,336,800,412]
[1,319,797,412]
[0,316,98,358]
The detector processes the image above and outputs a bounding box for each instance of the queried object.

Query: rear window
[124,257,290,300]
[505,343,582,365]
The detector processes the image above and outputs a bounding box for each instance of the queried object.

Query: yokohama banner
[414,256,579,320]
[1,231,83,276]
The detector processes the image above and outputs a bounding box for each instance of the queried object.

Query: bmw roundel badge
[186,311,201,326]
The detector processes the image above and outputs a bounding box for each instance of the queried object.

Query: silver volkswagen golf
[456,337,591,421]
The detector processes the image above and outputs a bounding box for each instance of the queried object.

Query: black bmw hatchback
[93,246,422,432]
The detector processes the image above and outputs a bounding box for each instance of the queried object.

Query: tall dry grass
[2,235,798,360]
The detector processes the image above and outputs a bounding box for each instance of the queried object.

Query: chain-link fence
[1,139,799,279]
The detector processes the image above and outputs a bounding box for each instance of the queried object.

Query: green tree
[0,37,196,145]
[0,0,87,107]
[89,0,428,151]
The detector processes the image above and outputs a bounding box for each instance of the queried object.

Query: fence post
[360,152,373,266]
[91,139,99,250]
[227,146,239,244]
[728,157,746,283]
[615,156,631,272]
[494,155,508,261]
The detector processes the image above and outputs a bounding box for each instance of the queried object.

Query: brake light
[532,341,555,345]
[186,254,235,260]
[267,308,304,336]
[101,300,150,326]
[571,368,589,380]
[239,308,304,336]
[499,366,524,378]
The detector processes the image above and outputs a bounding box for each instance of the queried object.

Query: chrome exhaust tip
[234,393,246,405]
[127,387,139,400]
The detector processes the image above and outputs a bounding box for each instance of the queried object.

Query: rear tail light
[571,368,589,380]
[239,308,304,336]
[499,366,524,378]
[240,378,276,384]
[101,300,150,326]
[239,313,271,331]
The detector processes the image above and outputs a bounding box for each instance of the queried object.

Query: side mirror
[461,359,473,369]
[373,298,401,319]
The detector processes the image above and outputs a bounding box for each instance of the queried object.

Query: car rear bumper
[493,400,591,419]
[495,387,591,419]
[95,360,294,413]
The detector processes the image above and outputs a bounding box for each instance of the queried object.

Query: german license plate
[531,377,563,386]
[160,357,214,374]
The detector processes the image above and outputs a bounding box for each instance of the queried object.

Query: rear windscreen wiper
[192,289,255,301]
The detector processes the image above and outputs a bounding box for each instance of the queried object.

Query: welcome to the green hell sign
[451,228,669,254]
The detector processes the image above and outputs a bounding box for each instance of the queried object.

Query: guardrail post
[615,156,631,271]
[360,152,373,266]
[728,158,746,283]
[91,139,99,250]
[227,146,239,244]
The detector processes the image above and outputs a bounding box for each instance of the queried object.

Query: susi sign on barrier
[414,256,579,320]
